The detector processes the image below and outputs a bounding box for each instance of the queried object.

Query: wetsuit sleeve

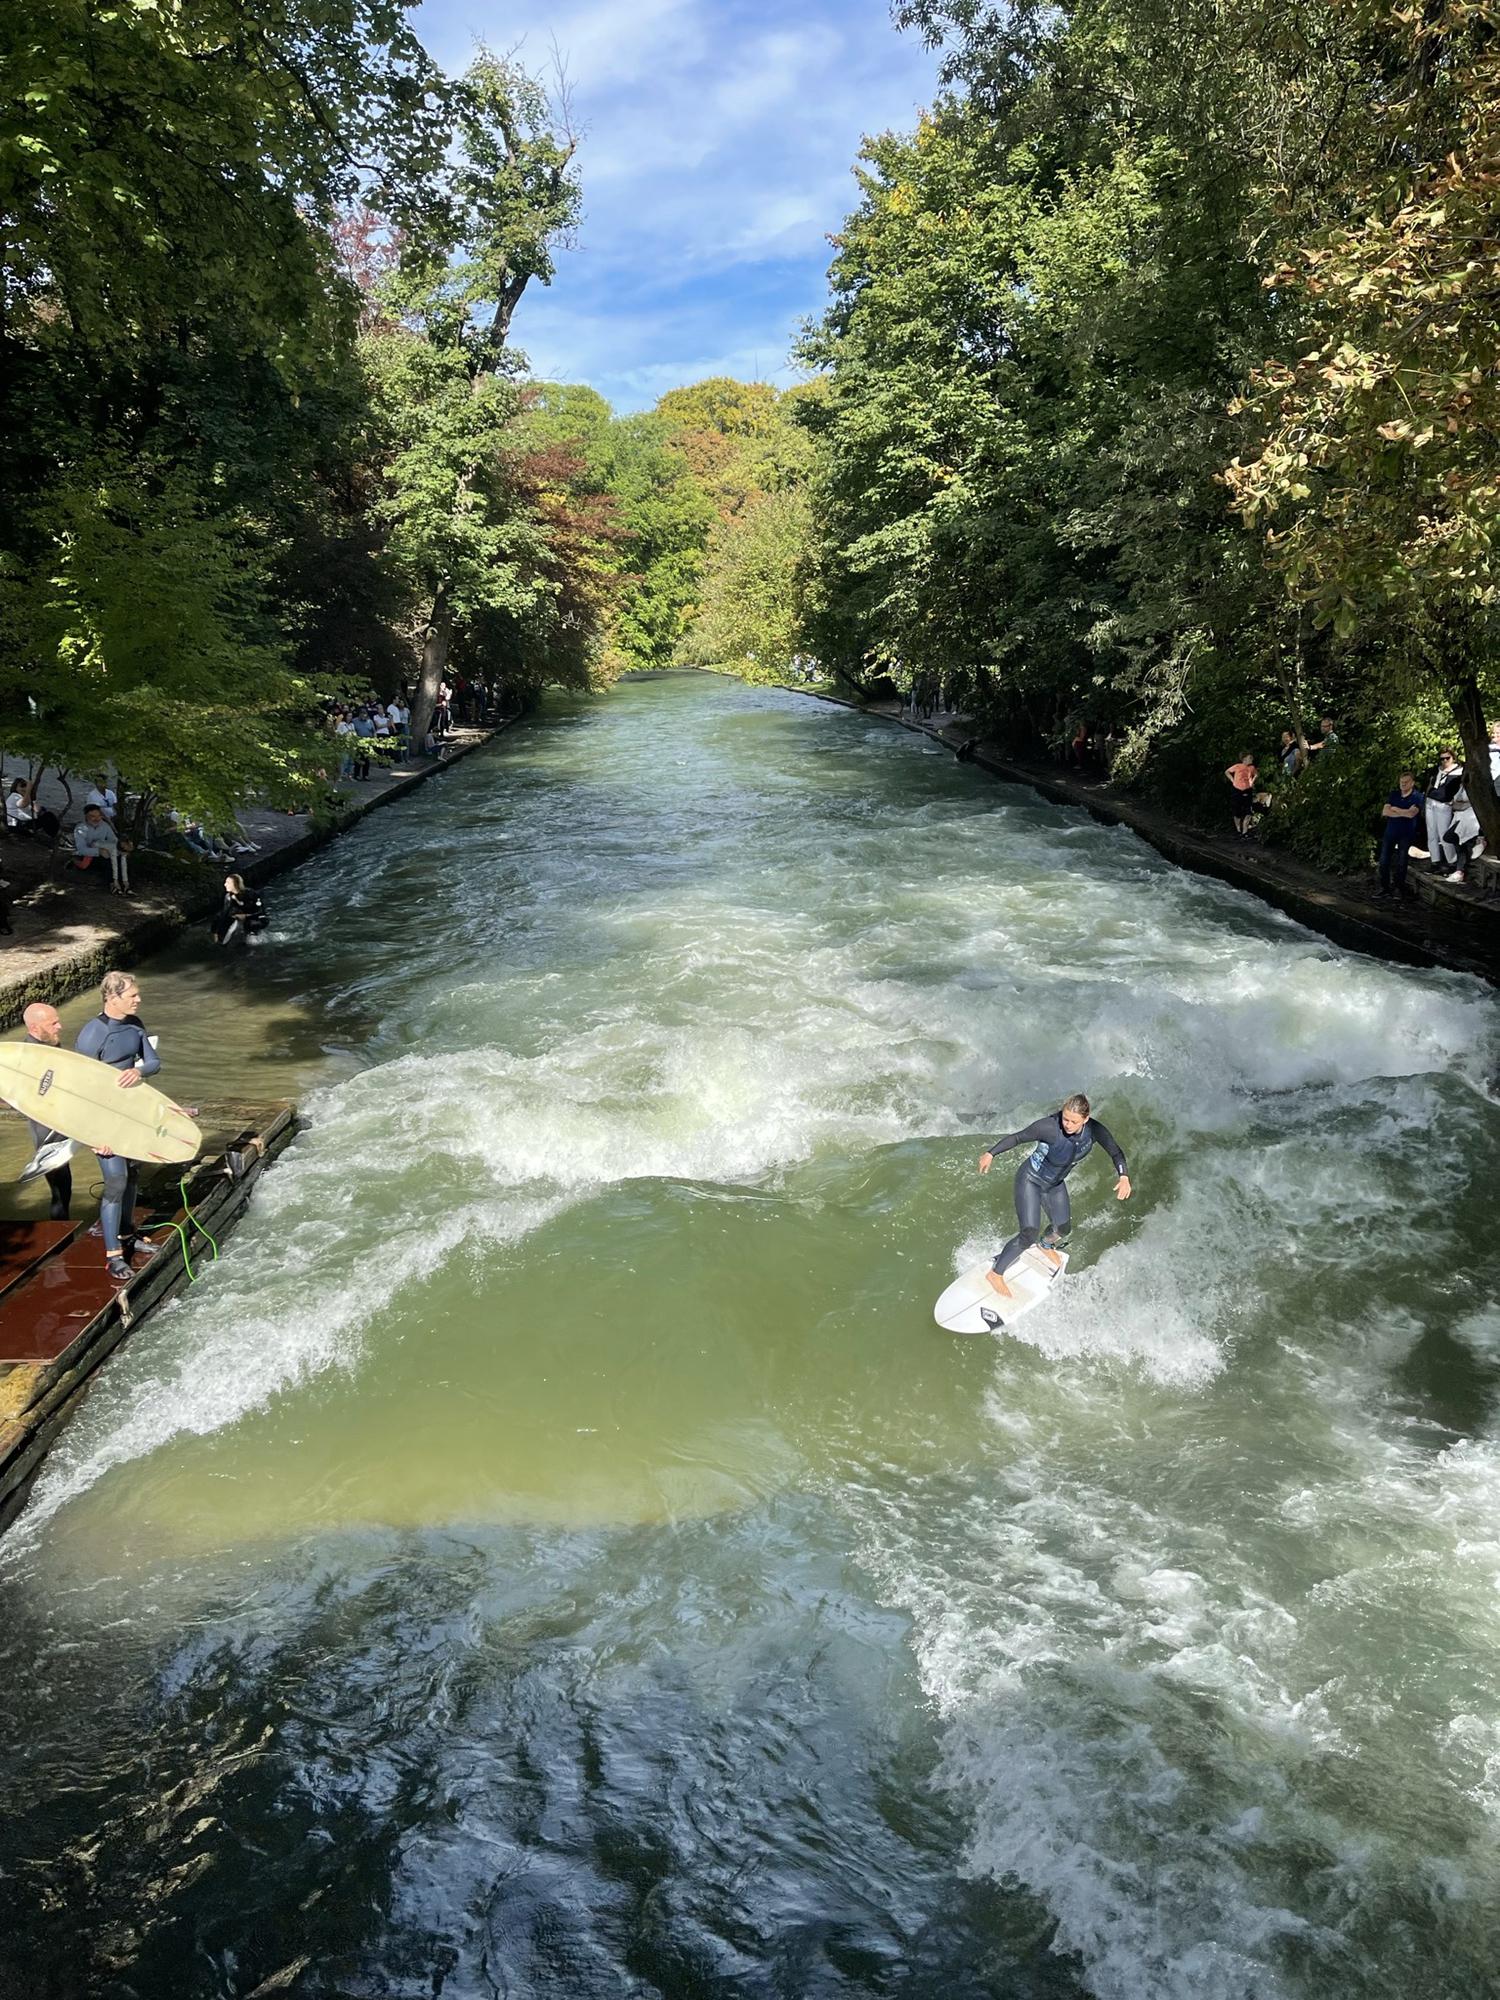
[1089,1120,1127,1176]
[986,1118,1053,1157]
[74,1018,107,1061]
[133,1026,161,1078]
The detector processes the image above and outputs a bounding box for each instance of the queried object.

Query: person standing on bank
[20,1002,73,1221]
[979,1094,1132,1301]
[76,971,161,1283]
[1225,752,1259,838]
[1377,771,1426,899]
[1426,749,1465,871]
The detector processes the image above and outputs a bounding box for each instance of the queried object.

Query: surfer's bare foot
[1040,1246,1063,1269]
[984,1269,1014,1300]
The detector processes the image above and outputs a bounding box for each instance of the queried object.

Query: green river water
[2,673,1499,2000]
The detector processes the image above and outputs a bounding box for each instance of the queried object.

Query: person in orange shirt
[1225,752,1259,838]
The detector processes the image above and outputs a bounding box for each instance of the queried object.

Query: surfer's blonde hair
[101,970,134,1003]
[1062,1092,1091,1117]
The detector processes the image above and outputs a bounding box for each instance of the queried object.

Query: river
[2,672,1498,2000]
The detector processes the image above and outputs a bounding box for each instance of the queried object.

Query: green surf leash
[168,1173,221,1283]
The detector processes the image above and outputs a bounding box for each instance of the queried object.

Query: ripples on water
[1,676,1498,2000]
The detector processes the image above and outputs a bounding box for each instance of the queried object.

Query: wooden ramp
[0,1222,76,1308]
[0,1101,297,1534]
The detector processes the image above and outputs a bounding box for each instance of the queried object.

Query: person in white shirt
[6,777,60,841]
[71,805,132,892]
[84,776,117,820]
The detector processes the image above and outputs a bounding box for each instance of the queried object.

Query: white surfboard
[0,1042,200,1165]
[17,1134,80,1183]
[934,1247,1068,1336]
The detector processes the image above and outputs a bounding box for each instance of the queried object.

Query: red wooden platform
[0,1222,77,1306]
[0,1217,164,1364]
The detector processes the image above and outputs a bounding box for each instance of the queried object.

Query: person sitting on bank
[21,1001,73,1221]
[70,803,133,894]
[6,776,61,842]
[1377,771,1425,899]
[211,873,269,945]
[76,971,161,1283]
[167,811,233,862]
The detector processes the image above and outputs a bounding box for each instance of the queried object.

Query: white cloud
[414,0,938,408]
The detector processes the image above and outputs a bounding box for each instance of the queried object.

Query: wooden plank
[0,1221,78,1304]
[0,1237,122,1363]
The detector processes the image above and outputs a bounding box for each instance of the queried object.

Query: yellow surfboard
[0,1041,201,1165]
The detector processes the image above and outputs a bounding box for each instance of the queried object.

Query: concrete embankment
[0,725,511,1026]
[791,685,1500,987]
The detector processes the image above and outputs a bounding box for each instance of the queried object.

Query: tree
[380,52,580,749]
[687,487,814,680]
[0,0,452,811]
[656,377,814,520]
[0,458,329,828]
[1224,0,1500,846]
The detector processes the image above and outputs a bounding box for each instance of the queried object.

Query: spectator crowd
[2,672,507,930]
[1215,719,1499,900]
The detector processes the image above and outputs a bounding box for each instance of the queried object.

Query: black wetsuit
[23,1033,72,1221]
[987,1112,1128,1278]
[211,888,268,944]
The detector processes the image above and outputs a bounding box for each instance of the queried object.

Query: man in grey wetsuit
[75,970,161,1282]
[978,1092,1132,1301]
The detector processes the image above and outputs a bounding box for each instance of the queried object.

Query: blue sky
[412,0,939,411]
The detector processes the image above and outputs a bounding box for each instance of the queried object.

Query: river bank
[789,684,1500,986]
[0,724,507,1026]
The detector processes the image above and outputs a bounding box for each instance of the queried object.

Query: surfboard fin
[980,1307,1003,1330]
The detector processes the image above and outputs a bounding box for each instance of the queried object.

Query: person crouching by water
[76,971,161,1284]
[978,1093,1131,1302]
[211,873,268,946]
[21,1001,72,1220]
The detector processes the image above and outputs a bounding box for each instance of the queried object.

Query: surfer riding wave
[979,1093,1131,1300]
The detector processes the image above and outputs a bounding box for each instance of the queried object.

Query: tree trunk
[407,585,452,754]
[1273,618,1310,760]
[1447,673,1500,852]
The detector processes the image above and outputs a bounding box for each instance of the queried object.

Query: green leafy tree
[1,0,452,812]
[0,459,329,829]
[380,53,580,747]
[1225,0,1500,845]
[687,487,814,681]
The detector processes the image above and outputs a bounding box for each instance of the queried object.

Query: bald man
[21,1002,72,1220]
